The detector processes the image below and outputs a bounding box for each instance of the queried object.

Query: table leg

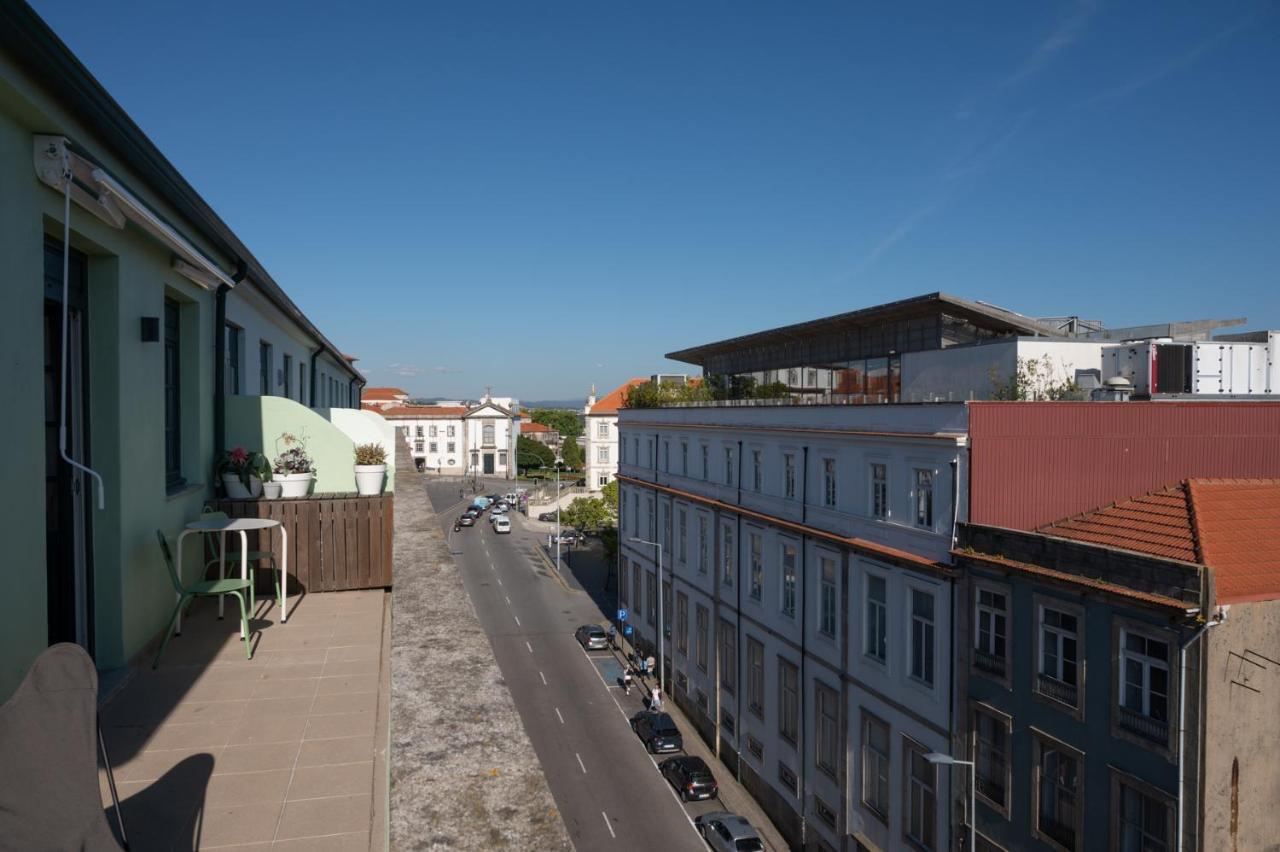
[239,531,249,639]
[218,531,226,620]
[280,525,289,622]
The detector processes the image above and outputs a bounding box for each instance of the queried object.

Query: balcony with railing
[1118,706,1169,745]
[1037,673,1078,708]
[1039,813,1077,851]
[973,648,1006,678]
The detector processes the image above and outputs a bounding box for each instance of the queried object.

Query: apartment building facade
[582,378,648,491]
[380,405,469,473]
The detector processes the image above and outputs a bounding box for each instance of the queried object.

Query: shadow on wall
[225,395,357,493]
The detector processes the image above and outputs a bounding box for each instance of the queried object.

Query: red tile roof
[521,421,555,434]
[363,386,409,400]
[380,405,469,418]
[1039,479,1280,604]
[589,378,649,415]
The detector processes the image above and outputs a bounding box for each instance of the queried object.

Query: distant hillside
[522,399,584,410]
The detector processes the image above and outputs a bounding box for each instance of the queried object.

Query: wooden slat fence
[203,494,394,593]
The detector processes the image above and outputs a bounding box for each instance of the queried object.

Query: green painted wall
[226,395,359,494]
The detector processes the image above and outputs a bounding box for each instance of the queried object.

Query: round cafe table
[175,516,289,635]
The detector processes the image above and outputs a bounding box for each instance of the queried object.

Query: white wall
[583,413,619,491]
[900,338,1105,402]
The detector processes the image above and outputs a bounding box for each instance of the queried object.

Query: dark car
[538,512,557,522]
[457,514,475,527]
[630,711,682,753]
[660,755,718,801]
[694,812,764,852]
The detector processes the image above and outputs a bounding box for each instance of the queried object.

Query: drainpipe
[1177,611,1224,851]
[308,347,322,407]
[213,261,247,463]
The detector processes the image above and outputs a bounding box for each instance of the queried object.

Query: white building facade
[582,379,647,491]
[465,398,520,480]
[380,404,469,474]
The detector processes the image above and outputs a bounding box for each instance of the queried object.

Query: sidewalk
[606,637,790,852]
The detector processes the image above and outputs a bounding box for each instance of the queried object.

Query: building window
[815,796,837,830]
[163,298,183,488]
[676,592,688,655]
[781,544,797,618]
[725,446,735,485]
[678,509,688,564]
[663,502,671,551]
[700,444,709,479]
[428,442,437,453]
[752,450,762,490]
[721,525,734,587]
[647,572,657,626]
[298,362,306,405]
[819,557,837,638]
[259,341,273,395]
[619,560,629,607]
[696,605,709,672]
[224,322,242,394]
[721,708,735,736]
[910,588,935,687]
[647,497,655,541]
[747,636,764,718]
[1115,774,1172,852]
[633,565,642,618]
[630,493,639,536]
[914,469,934,528]
[815,681,838,778]
[482,421,495,446]
[778,762,798,796]
[597,421,608,438]
[778,657,799,744]
[975,585,1009,679]
[784,453,796,498]
[1034,735,1081,852]
[822,458,837,507]
[719,620,735,694]
[865,573,888,663]
[429,425,437,437]
[747,735,763,760]
[447,442,455,453]
[973,705,1010,814]
[447,425,456,437]
[749,533,763,601]
[862,713,890,822]
[872,463,888,519]
[282,354,292,399]
[905,739,938,850]
[1119,630,1171,745]
[681,441,688,475]
[633,437,639,464]
[663,440,670,471]
[697,515,708,574]
[1038,603,1081,710]
[415,425,424,437]
[499,451,508,466]
[597,445,609,463]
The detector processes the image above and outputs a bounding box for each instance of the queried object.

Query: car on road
[551,531,585,546]
[490,504,507,515]
[574,624,609,650]
[693,812,764,852]
[659,755,718,801]
[493,517,511,534]
[538,512,557,522]
[629,711,683,753]
[457,514,475,527]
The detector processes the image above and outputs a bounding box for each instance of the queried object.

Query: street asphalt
[426,478,718,852]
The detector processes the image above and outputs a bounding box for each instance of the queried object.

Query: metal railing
[1118,706,1169,745]
[973,649,1006,678]
[1037,673,1078,708]
[975,774,1005,808]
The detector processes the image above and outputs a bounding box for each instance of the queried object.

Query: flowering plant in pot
[215,446,270,499]
[353,443,388,496]
[272,432,315,498]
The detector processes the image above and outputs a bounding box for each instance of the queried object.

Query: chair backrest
[155,530,185,594]
[201,508,229,519]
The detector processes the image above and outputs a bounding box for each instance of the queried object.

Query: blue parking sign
[617,608,628,622]
[624,625,634,636]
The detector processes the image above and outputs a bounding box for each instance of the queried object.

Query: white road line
[602,811,616,839]
[505,595,512,605]
[540,670,548,686]
[526,641,533,654]
[514,615,521,627]
[555,707,565,724]
[496,576,503,586]
[575,752,587,774]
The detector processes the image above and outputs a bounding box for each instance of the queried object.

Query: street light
[924,752,975,852]
[629,536,664,696]
[554,457,563,574]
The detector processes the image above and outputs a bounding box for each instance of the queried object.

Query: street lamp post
[629,537,664,696]
[924,752,975,852]
[555,459,562,573]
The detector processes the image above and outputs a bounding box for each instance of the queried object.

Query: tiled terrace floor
[98,589,389,851]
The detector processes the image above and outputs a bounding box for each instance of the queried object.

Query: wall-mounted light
[140,316,159,342]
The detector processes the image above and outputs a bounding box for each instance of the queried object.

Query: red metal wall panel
[968,401,1280,530]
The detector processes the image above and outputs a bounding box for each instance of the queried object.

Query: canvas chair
[0,643,128,850]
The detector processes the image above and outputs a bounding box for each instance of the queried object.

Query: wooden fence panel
[204,494,394,593]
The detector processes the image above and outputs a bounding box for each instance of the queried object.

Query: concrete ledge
[389,439,571,850]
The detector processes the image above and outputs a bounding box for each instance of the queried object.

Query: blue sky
[32,1,1280,401]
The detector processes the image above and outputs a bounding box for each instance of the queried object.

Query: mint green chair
[153,530,253,668]
[200,509,281,615]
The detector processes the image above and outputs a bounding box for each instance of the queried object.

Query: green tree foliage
[561,435,583,470]
[599,525,618,588]
[623,380,714,408]
[988,355,1086,401]
[559,496,612,531]
[600,479,618,515]
[516,435,555,470]
[530,408,582,439]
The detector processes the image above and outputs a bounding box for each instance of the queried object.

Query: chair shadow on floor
[105,753,214,852]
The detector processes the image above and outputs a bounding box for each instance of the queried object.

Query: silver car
[694,812,764,852]
[574,624,609,650]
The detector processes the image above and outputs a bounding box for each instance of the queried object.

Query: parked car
[491,504,507,515]
[538,512,557,522]
[493,517,511,534]
[457,514,475,527]
[694,812,764,852]
[551,531,584,546]
[660,755,718,801]
[629,711,682,753]
[574,624,609,650]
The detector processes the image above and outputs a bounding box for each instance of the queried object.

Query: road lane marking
[602,811,616,838]
[526,641,533,654]
[540,671,548,686]
[576,752,586,774]
[555,707,564,724]
[505,595,512,605]
[513,615,521,626]
[496,576,503,586]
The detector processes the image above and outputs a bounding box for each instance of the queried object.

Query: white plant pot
[221,474,263,499]
[262,481,283,499]
[354,464,387,496]
[276,472,314,498]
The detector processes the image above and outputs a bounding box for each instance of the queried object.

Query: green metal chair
[153,530,253,668]
[200,508,282,615]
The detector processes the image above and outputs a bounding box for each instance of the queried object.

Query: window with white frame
[872,462,888,519]
[697,515,708,574]
[973,705,1010,813]
[819,557,837,638]
[428,442,437,453]
[429,425,438,437]
[823,458,837,507]
[633,436,639,464]
[696,605,708,672]
[1119,629,1171,744]
[862,713,890,822]
[447,425,455,437]
[1116,776,1171,852]
[719,619,735,694]
[1039,604,1081,708]
[663,440,670,471]
[631,493,639,535]
[414,440,424,452]
[647,571,656,626]
[722,525,734,587]
[975,586,1009,678]
[597,445,609,463]
[725,446,735,485]
[749,533,763,601]
[778,657,798,744]
[700,444,708,479]
[815,680,838,777]
[663,502,671,551]
[647,496,655,540]
[909,588,935,687]
[597,421,608,438]
[905,739,938,850]
[633,566,642,618]
[752,450,762,490]
[914,468,934,528]
[676,592,688,655]
[499,451,507,466]
[747,636,764,718]
[447,442,455,453]
[780,544,797,618]
[865,574,887,663]
[1034,736,1081,851]
[619,559,629,606]
[678,509,687,564]
[784,453,796,499]
[415,425,424,437]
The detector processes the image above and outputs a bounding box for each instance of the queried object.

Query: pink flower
[230,446,248,463]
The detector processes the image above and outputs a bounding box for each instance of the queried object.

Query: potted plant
[354,443,388,495]
[215,446,270,499]
[273,432,315,498]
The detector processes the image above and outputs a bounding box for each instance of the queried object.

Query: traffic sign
[624,625,634,636]
[617,608,628,622]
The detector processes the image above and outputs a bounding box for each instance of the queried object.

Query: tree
[600,479,618,516]
[516,435,555,471]
[559,496,611,531]
[599,526,618,590]
[989,355,1085,401]
[623,379,715,409]
[530,408,582,439]
[561,435,583,470]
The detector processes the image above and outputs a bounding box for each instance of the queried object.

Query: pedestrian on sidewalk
[622,669,632,695]
[651,687,662,711]
[607,624,617,649]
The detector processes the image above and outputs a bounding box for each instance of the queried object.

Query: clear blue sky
[32,1,1280,401]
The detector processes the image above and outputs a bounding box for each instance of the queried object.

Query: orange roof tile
[380,405,468,418]
[363,386,409,400]
[521,421,554,433]
[1039,479,1280,604]
[589,378,649,415]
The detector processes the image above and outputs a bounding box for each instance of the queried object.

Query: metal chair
[153,530,253,668]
